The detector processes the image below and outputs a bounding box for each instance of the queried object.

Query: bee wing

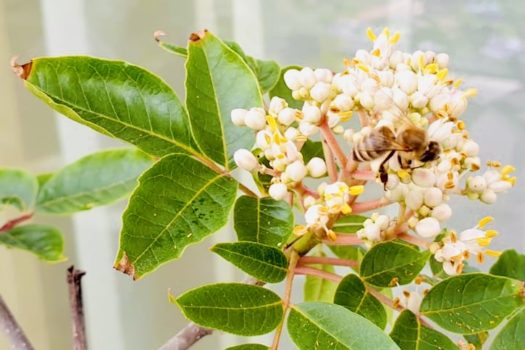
[375,88,418,129]
[353,126,408,153]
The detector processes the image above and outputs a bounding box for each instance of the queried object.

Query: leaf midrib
[422,293,519,316]
[214,247,287,275]
[182,300,282,311]
[292,307,351,349]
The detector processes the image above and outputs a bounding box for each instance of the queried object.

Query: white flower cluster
[356,212,391,242]
[464,164,516,204]
[295,182,364,240]
[232,97,328,201]
[431,217,500,275]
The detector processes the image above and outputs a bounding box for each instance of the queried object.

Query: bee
[352,100,441,188]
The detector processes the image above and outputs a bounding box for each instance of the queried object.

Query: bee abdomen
[352,138,388,162]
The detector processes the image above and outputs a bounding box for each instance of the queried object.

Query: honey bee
[352,100,441,188]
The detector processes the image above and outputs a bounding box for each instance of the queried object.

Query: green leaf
[173,283,283,336]
[115,153,237,279]
[333,215,367,233]
[21,56,198,158]
[464,332,488,350]
[287,302,400,350]
[360,240,430,287]
[0,169,38,210]
[36,148,152,214]
[211,242,288,283]
[334,274,387,329]
[0,224,64,262]
[304,263,338,302]
[225,344,268,350]
[233,195,293,247]
[390,310,457,350]
[420,273,525,334]
[186,31,263,168]
[490,249,525,281]
[269,66,303,109]
[300,140,325,163]
[490,309,525,350]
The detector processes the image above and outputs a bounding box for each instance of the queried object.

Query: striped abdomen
[352,126,396,162]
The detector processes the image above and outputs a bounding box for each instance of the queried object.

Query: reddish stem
[351,198,391,213]
[295,183,319,199]
[351,169,376,181]
[358,110,369,127]
[0,213,33,233]
[320,122,348,169]
[323,234,363,246]
[294,266,343,283]
[299,256,359,269]
[397,233,430,248]
[321,137,337,182]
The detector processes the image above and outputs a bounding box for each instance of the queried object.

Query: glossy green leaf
[333,215,367,233]
[490,309,525,350]
[360,240,430,287]
[420,273,525,334]
[211,242,288,283]
[115,153,237,279]
[225,344,268,350]
[22,56,198,158]
[173,283,283,336]
[287,302,400,350]
[0,169,38,210]
[334,274,387,329]
[269,66,303,109]
[304,263,338,302]
[0,224,64,262]
[300,140,325,163]
[36,148,152,214]
[490,249,525,281]
[390,310,457,350]
[233,195,293,247]
[186,31,263,168]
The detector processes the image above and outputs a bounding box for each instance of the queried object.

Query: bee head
[419,141,440,162]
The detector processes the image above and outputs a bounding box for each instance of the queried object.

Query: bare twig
[0,294,33,350]
[319,122,348,169]
[67,266,87,350]
[158,323,212,350]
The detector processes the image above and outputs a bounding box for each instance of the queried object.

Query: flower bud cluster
[356,212,392,243]
[464,164,516,204]
[431,217,501,275]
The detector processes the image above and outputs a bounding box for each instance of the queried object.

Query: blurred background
[0,0,524,349]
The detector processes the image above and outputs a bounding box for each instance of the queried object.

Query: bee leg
[379,150,396,190]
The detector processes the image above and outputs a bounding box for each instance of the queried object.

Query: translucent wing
[373,88,417,130]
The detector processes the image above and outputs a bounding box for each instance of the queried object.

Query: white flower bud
[302,105,321,123]
[412,168,436,188]
[314,68,333,83]
[299,122,318,136]
[255,130,271,149]
[411,50,426,68]
[396,70,418,94]
[489,180,512,193]
[375,215,390,230]
[432,203,452,222]
[392,88,409,111]
[284,69,302,90]
[362,78,379,92]
[332,94,354,111]
[244,108,267,130]
[415,217,441,238]
[306,157,327,178]
[462,140,479,157]
[400,291,423,314]
[378,70,394,87]
[355,49,370,62]
[299,67,316,88]
[436,53,449,68]
[233,149,259,172]
[269,183,288,201]
[465,157,481,171]
[359,92,374,109]
[269,97,287,115]
[449,94,468,117]
[303,195,316,208]
[341,78,358,96]
[410,92,429,109]
[389,50,404,68]
[292,87,309,100]
[468,176,487,193]
[386,174,400,190]
[406,190,424,211]
[424,187,443,207]
[374,88,393,111]
[425,50,436,63]
[231,108,247,126]
[310,82,332,102]
[417,74,437,96]
[343,128,354,143]
[480,189,497,204]
[284,127,300,140]
[285,160,307,182]
[278,108,297,126]
[429,93,450,113]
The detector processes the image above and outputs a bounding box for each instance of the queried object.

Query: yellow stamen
[266,115,278,132]
[453,79,463,88]
[397,169,411,181]
[487,160,501,168]
[371,48,381,57]
[477,252,485,264]
[477,216,494,229]
[501,165,516,176]
[343,57,351,67]
[366,27,377,41]
[456,120,465,130]
[349,185,365,196]
[356,63,370,73]
[485,230,498,238]
[326,230,337,241]
[507,177,517,186]
[418,55,425,71]
[425,63,439,74]
[464,88,478,98]
[436,68,448,80]
[389,32,401,44]
[383,27,390,37]
[484,249,502,257]
[341,204,352,215]
[477,237,492,247]
[293,225,307,236]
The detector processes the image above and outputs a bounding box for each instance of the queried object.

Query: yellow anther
[356,63,370,73]
[418,55,425,71]
[464,88,478,98]
[343,57,352,67]
[266,115,278,131]
[366,27,377,41]
[349,185,365,196]
[341,204,352,215]
[477,252,485,264]
[389,32,401,44]
[456,120,466,130]
[453,79,463,88]
[507,177,517,186]
[319,206,329,215]
[383,27,390,37]
[501,165,516,176]
[477,237,492,247]
[484,249,502,257]
[339,111,353,121]
[276,153,285,159]
[293,225,307,236]
[436,68,449,80]
[371,48,381,57]
[324,193,334,200]
[425,63,439,74]
[477,216,494,229]
[326,230,337,241]
[397,169,411,181]
[485,230,498,238]
[487,160,501,168]
[264,134,271,144]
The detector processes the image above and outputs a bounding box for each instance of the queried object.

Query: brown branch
[0,294,33,350]
[67,266,87,350]
[158,323,212,350]
[0,213,33,233]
